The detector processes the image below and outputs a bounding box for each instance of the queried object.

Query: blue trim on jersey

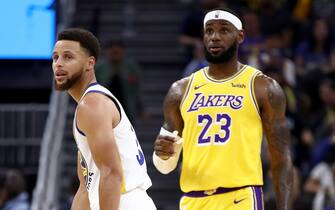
[76,120,86,136]
[85,82,99,90]
[85,90,122,120]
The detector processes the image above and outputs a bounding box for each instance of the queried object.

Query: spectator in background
[311,0,335,25]
[258,0,292,37]
[1,169,29,210]
[279,23,298,59]
[95,40,147,123]
[239,10,265,67]
[181,41,208,77]
[294,76,335,178]
[295,18,333,75]
[304,145,335,210]
[305,76,335,141]
[293,19,333,122]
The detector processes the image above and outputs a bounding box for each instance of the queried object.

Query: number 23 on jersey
[197,113,232,145]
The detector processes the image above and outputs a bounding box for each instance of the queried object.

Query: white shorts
[119,188,157,210]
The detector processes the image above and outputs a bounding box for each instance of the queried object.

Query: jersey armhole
[75,115,86,136]
[180,74,195,110]
[250,71,262,117]
[84,90,122,125]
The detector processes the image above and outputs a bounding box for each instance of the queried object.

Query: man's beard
[54,71,82,91]
[205,41,237,64]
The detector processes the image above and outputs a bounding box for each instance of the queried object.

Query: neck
[207,57,241,80]
[68,73,97,103]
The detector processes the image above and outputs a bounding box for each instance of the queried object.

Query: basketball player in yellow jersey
[153,8,294,210]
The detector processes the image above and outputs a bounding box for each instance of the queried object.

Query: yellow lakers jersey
[180,65,263,192]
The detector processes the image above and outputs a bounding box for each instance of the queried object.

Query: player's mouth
[55,70,67,81]
[209,46,223,54]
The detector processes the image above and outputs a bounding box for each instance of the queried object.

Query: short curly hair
[57,28,101,61]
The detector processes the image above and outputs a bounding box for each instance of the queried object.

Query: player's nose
[209,31,221,42]
[54,57,64,67]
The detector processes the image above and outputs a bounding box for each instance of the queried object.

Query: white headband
[204,10,242,30]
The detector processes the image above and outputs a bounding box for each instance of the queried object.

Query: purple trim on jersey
[180,73,195,110]
[85,90,122,120]
[203,65,247,83]
[76,120,86,136]
[250,72,260,116]
[86,90,108,96]
[86,82,99,90]
[253,186,263,210]
[183,186,245,197]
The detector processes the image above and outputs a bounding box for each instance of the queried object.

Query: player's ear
[87,56,96,71]
[237,30,244,44]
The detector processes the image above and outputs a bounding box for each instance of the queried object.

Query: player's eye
[220,28,229,34]
[52,55,59,61]
[64,54,73,59]
[205,28,213,34]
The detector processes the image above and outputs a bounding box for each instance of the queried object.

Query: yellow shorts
[179,186,264,210]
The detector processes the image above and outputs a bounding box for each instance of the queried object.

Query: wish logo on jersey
[79,152,94,190]
[187,93,244,112]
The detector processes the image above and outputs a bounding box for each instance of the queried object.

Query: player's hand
[154,135,176,160]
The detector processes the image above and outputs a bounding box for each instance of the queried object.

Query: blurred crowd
[0,169,29,210]
[178,0,335,209]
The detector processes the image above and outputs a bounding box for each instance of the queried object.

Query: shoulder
[163,76,191,113]
[254,73,286,109]
[76,92,118,122]
[254,73,279,88]
[78,92,108,110]
[167,76,191,101]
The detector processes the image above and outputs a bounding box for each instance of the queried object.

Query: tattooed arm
[255,74,294,210]
[154,77,188,160]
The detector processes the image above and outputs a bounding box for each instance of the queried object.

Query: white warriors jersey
[73,83,152,210]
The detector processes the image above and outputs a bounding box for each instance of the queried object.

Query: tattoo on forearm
[264,80,290,153]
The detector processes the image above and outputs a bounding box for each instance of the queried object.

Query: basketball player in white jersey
[52,28,156,210]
